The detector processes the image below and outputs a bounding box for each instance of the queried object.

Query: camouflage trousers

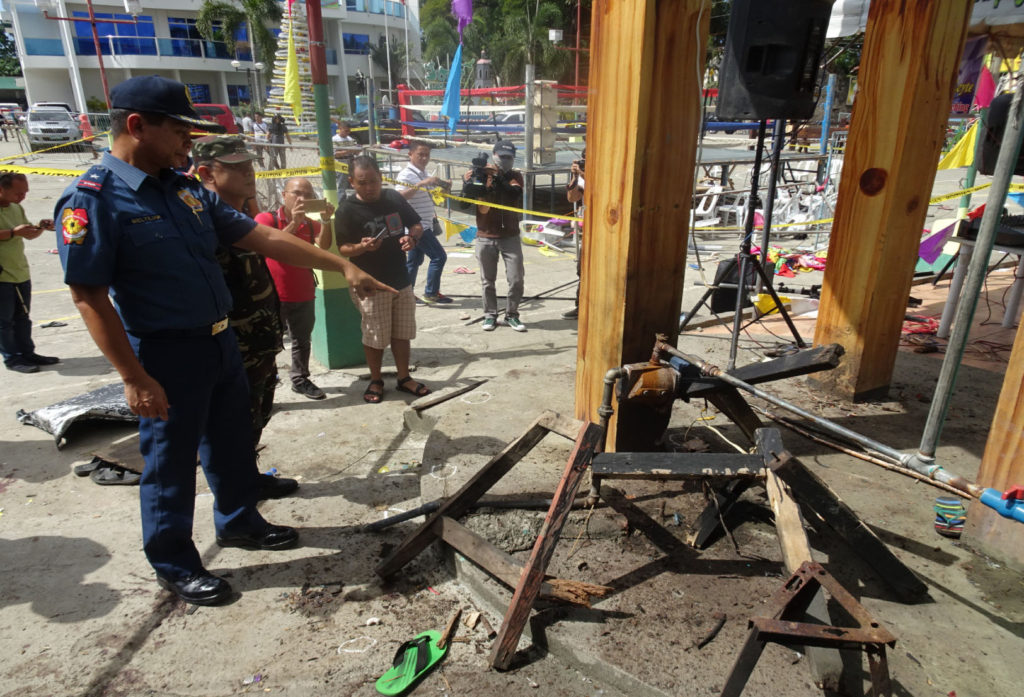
[245,351,279,445]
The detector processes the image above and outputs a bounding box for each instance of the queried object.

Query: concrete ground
[1,137,1022,697]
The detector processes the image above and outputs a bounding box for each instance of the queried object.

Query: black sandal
[396,376,431,397]
[363,379,384,404]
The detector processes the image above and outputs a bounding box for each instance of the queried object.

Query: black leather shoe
[561,307,579,319]
[256,473,299,500]
[216,524,299,551]
[6,360,38,373]
[156,571,232,606]
[26,353,60,365]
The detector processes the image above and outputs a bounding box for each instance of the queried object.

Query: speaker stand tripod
[679,119,806,370]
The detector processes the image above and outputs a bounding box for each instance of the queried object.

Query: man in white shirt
[251,112,269,166]
[333,122,361,199]
[397,141,451,304]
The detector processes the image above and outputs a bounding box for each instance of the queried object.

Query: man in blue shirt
[56,75,394,606]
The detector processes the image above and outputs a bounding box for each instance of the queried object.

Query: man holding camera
[255,177,334,401]
[462,141,526,332]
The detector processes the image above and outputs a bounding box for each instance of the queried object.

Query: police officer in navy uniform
[56,75,395,606]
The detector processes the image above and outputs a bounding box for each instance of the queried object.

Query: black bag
[977,93,1024,176]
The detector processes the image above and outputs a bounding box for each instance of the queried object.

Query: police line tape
[0,130,110,163]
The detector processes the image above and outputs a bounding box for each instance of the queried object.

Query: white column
[54,0,87,112]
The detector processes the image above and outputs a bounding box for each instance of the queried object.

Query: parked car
[193,103,238,134]
[26,108,82,151]
[31,101,75,115]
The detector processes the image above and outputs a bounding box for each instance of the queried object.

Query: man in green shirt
[0,171,58,373]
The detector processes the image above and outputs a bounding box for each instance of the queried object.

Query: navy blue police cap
[110,75,225,133]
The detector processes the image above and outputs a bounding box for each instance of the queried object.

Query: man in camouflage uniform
[192,135,297,499]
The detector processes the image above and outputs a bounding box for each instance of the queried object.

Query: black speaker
[716,0,835,121]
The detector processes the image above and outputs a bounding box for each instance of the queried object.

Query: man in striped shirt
[397,140,452,305]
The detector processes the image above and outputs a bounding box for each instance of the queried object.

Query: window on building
[227,84,251,107]
[72,12,155,56]
[343,33,370,55]
[168,17,203,57]
[346,0,367,11]
[186,84,211,103]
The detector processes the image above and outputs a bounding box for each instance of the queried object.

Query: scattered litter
[317,432,325,437]
[453,266,475,274]
[906,651,923,667]
[241,674,262,686]
[39,321,67,328]
[427,586,440,595]
[364,617,381,626]
[460,391,491,405]
[377,460,420,474]
[791,651,803,664]
[464,611,481,629]
[529,679,539,688]
[46,248,58,254]
[430,464,457,479]
[693,611,727,650]
[264,467,278,476]
[673,512,682,526]
[337,636,377,653]
[459,313,471,320]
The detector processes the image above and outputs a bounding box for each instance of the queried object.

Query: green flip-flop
[375,630,448,695]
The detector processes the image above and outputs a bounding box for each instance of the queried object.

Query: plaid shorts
[348,285,416,349]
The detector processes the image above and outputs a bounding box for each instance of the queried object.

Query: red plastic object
[1001,485,1024,501]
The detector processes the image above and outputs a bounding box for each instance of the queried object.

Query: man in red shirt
[255,177,334,400]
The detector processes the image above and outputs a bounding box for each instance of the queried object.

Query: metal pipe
[916,82,1024,469]
[524,63,536,214]
[653,339,985,497]
[587,366,626,504]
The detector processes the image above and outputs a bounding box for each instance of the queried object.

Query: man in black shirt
[336,156,431,403]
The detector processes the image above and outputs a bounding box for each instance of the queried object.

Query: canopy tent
[830,0,1024,48]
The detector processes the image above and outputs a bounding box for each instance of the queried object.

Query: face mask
[494,156,513,172]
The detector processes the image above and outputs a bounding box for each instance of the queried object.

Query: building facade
[1,0,422,115]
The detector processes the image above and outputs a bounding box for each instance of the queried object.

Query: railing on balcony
[25,37,335,65]
[346,0,405,18]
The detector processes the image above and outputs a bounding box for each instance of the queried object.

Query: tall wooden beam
[812,0,972,400]
[965,320,1024,567]
[574,0,709,448]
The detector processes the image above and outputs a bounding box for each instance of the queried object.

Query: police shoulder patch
[76,165,109,192]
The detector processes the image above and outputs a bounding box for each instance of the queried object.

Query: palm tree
[195,0,282,70]
[496,0,570,85]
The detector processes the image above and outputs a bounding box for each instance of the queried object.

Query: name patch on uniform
[128,214,163,225]
[177,189,204,218]
[61,207,89,245]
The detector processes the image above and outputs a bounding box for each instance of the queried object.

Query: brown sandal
[363,379,384,404]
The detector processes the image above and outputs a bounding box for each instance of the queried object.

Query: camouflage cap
[191,135,257,164]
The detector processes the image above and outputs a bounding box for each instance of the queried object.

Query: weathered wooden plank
[686,479,753,549]
[436,516,608,606]
[706,386,763,445]
[592,452,763,479]
[490,422,604,669]
[771,453,929,602]
[376,411,557,579]
[684,344,844,399]
[812,0,973,399]
[573,0,710,448]
[756,428,843,691]
[538,411,586,442]
[966,315,1024,566]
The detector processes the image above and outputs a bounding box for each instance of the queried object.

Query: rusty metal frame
[720,561,897,697]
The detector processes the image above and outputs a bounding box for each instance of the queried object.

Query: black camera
[470,152,490,187]
[575,157,585,174]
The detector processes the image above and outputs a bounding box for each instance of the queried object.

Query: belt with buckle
[132,317,230,339]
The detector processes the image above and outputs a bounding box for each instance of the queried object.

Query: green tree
[0,27,22,77]
[195,0,282,71]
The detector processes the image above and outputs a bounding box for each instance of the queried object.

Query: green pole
[306,0,365,368]
[957,107,987,219]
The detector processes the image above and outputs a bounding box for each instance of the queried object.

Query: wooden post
[574,0,709,447]
[811,0,972,400]
[965,319,1024,567]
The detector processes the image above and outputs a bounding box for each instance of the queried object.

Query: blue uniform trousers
[405,224,447,297]
[131,328,265,580]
